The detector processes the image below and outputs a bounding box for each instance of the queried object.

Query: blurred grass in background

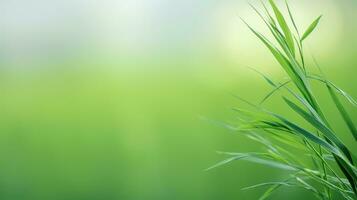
[0,0,356,199]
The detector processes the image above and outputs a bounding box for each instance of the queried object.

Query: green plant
[208,0,357,199]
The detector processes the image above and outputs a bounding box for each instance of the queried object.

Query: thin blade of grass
[295,177,326,199]
[205,155,248,171]
[283,97,353,160]
[242,19,313,104]
[308,75,357,106]
[242,182,293,190]
[327,84,357,141]
[260,80,291,104]
[301,15,322,41]
[271,113,342,157]
[259,183,283,200]
[246,67,277,87]
[285,0,300,37]
[217,152,298,171]
[268,0,295,55]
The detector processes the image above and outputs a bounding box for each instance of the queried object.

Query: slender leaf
[301,15,322,41]
[269,0,295,55]
[327,84,357,141]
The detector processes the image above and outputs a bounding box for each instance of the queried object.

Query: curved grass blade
[258,183,283,200]
[208,152,293,172]
[301,15,322,42]
[283,97,353,161]
[295,177,326,199]
[307,74,357,141]
[242,19,312,104]
[285,0,300,37]
[242,182,293,190]
[308,75,357,106]
[335,156,357,194]
[260,80,291,104]
[247,67,277,87]
[271,113,342,157]
[268,0,295,55]
[327,84,357,141]
[205,155,248,171]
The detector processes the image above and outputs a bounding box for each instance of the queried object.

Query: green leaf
[301,15,322,42]
[327,84,357,141]
[259,183,283,200]
[242,182,293,190]
[272,112,342,157]
[247,67,277,87]
[285,0,300,36]
[295,177,326,199]
[283,97,353,161]
[242,19,311,102]
[205,155,247,171]
[308,75,357,107]
[260,80,291,105]
[268,0,295,55]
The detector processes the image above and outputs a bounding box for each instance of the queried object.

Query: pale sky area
[0,0,351,66]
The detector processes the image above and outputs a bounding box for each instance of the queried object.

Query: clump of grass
[208,0,357,199]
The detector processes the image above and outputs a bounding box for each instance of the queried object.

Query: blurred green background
[0,0,356,199]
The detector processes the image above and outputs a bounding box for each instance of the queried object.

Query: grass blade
[301,15,322,41]
[272,113,342,157]
[308,75,357,106]
[268,0,295,55]
[242,182,293,190]
[283,97,353,161]
[327,84,357,141]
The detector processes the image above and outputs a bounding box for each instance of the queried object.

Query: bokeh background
[0,0,356,199]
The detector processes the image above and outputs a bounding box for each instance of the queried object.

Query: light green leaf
[268,0,295,55]
[301,15,322,41]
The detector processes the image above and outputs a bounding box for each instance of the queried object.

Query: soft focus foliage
[0,0,356,199]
